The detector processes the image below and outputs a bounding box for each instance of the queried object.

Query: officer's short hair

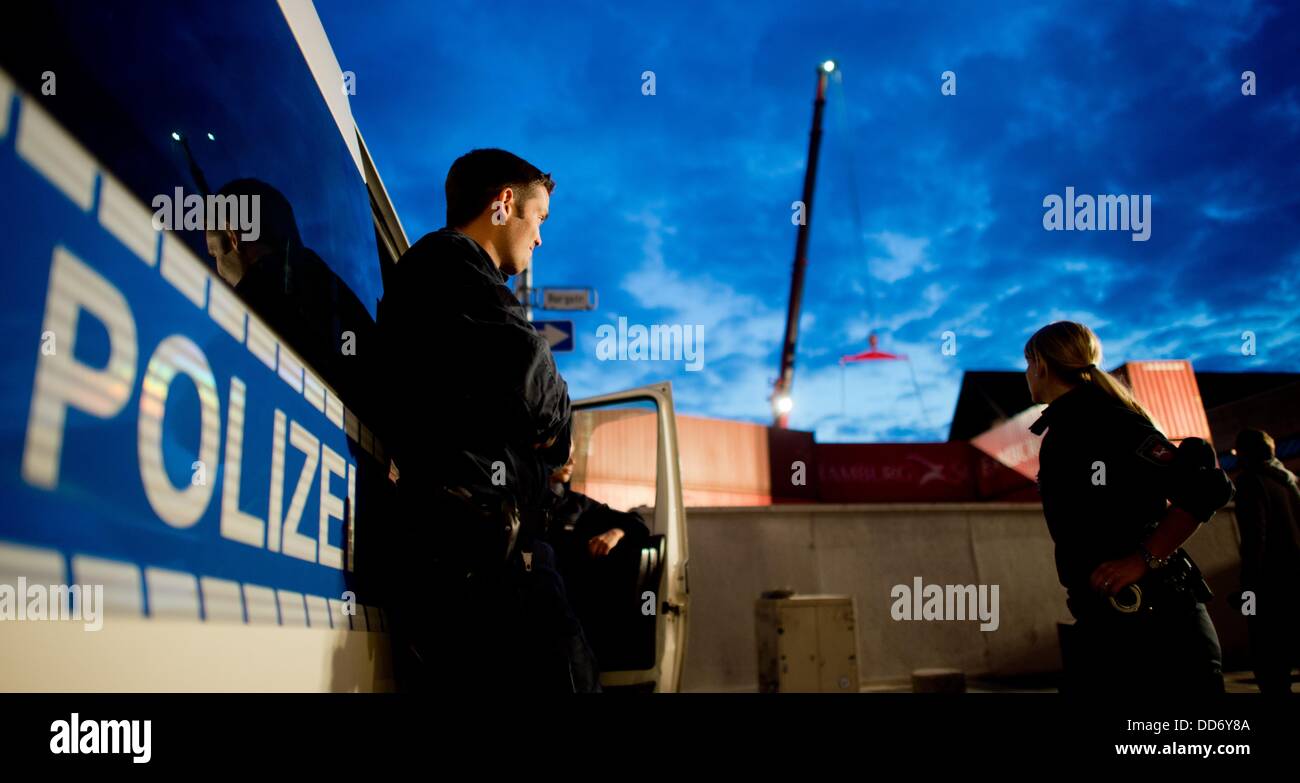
[1235,428,1275,465]
[445,149,554,229]
[214,178,301,249]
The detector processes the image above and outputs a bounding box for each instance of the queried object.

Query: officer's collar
[440,228,508,287]
[1028,383,1102,436]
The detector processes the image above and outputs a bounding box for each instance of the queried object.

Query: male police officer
[377,149,589,693]
[1234,428,1300,693]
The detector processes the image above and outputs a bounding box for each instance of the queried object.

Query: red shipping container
[1113,361,1213,445]
[768,427,818,503]
[815,442,979,503]
[975,452,1040,501]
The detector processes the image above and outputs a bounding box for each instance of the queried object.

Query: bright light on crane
[774,394,794,415]
[822,60,836,73]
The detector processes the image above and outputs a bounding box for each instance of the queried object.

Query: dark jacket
[545,485,650,546]
[1234,458,1300,590]
[376,228,571,513]
[1030,383,1234,601]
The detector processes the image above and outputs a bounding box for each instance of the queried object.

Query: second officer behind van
[1025,321,1234,694]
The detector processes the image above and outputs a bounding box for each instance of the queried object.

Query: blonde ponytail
[1025,321,1152,422]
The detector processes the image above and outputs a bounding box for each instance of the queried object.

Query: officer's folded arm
[1090,437,1234,597]
[1089,506,1202,597]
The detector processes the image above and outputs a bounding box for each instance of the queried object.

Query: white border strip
[276,0,364,179]
[16,100,96,212]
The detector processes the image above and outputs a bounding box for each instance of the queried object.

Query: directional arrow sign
[541,288,597,311]
[533,319,574,352]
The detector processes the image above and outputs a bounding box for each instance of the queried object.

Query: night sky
[317,0,1300,441]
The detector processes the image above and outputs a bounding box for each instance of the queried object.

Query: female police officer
[1025,321,1234,694]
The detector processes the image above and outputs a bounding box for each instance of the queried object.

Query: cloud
[867,231,934,283]
[619,210,786,362]
[324,0,1300,442]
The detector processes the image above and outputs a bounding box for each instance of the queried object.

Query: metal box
[755,594,860,693]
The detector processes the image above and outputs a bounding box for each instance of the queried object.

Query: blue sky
[317,0,1300,442]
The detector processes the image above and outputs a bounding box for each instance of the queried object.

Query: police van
[0,0,688,692]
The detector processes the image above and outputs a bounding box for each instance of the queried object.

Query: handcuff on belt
[1109,583,1143,613]
[1106,544,1176,613]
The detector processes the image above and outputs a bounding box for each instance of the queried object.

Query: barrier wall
[681,503,1247,691]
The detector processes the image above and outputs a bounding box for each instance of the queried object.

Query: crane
[772,60,834,428]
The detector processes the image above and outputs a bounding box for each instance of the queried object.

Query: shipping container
[1113,360,1213,444]
[578,412,774,508]
[814,443,980,503]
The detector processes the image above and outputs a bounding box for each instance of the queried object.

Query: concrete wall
[680,503,1247,692]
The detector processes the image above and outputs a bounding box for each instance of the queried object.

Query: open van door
[568,382,689,692]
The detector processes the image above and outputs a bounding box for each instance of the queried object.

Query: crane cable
[829,70,933,430]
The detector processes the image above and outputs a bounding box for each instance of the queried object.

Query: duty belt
[1118,550,1210,615]
[430,485,521,575]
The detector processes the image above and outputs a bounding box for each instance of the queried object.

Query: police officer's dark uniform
[376,227,591,693]
[1233,454,1300,694]
[545,487,650,559]
[543,484,650,661]
[1031,381,1234,693]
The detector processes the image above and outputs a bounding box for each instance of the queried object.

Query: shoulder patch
[1136,433,1177,465]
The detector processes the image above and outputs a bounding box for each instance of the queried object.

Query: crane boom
[772,61,833,427]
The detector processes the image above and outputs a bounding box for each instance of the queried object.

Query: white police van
[0,0,687,692]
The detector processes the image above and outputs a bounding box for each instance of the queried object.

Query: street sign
[540,288,597,311]
[533,320,575,352]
